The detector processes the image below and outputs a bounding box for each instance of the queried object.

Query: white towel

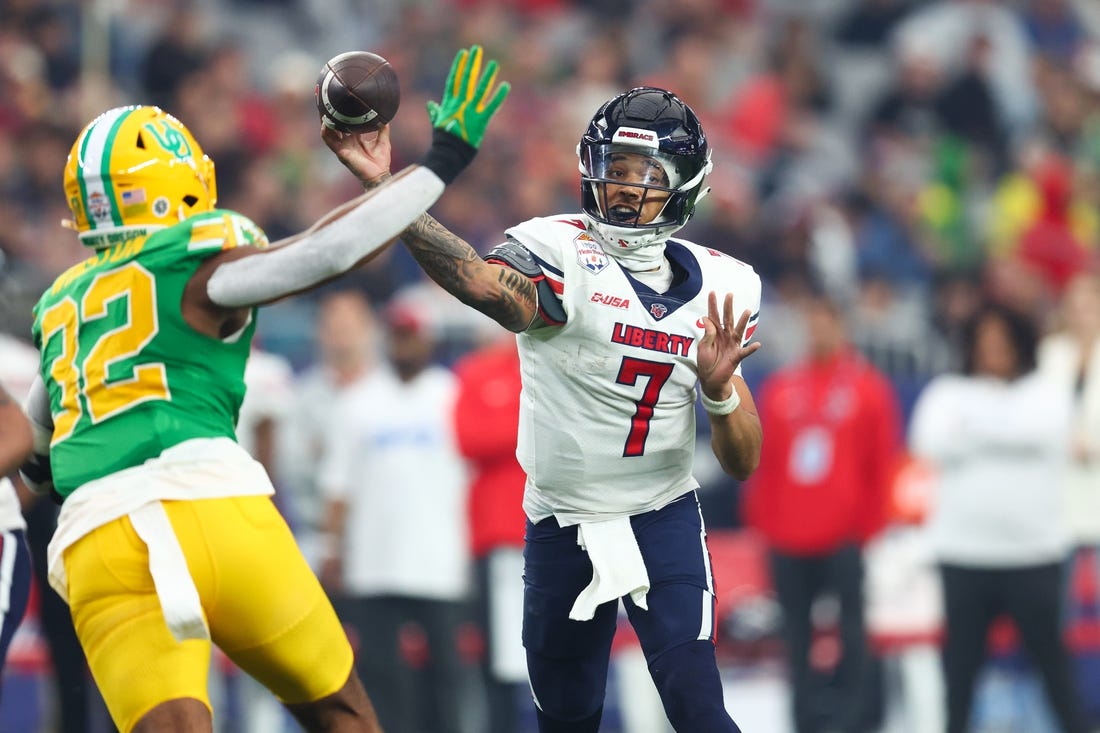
[129,502,210,642]
[568,516,650,621]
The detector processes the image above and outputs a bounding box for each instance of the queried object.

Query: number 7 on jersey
[615,356,674,457]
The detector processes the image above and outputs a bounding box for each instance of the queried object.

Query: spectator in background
[935,34,1009,171]
[1023,0,1088,65]
[138,6,208,111]
[319,300,478,733]
[238,348,295,488]
[890,0,1039,135]
[1015,152,1094,299]
[0,381,30,481]
[452,332,528,733]
[0,380,32,693]
[282,288,379,570]
[743,292,902,733]
[1037,273,1100,645]
[909,302,1087,733]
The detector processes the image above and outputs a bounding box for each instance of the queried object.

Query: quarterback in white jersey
[327,85,761,733]
[502,215,760,525]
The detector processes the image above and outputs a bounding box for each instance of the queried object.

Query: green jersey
[32,210,269,498]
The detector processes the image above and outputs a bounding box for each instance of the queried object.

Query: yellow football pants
[64,495,353,732]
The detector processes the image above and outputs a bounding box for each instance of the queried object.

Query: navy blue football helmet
[578,87,712,249]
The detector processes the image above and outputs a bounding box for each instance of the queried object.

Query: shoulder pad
[485,239,567,326]
[486,239,541,278]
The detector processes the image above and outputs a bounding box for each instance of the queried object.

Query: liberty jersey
[32,210,268,497]
[498,215,761,523]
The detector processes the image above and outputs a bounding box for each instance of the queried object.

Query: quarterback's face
[600,152,671,225]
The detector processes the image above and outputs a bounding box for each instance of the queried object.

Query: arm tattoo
[360,171,392,191]
[403,214,537,331]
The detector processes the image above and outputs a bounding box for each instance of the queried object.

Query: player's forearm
[402,213,537,332]
[707,379,762,480]
[206,166,444,308]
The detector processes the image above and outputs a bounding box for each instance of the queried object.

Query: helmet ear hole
[136,132,146,149]
[182,195,199,207]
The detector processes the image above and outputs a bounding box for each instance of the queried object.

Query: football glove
[427,45,510,149]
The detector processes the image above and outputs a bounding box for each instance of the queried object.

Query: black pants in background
[769,544,878,733]
[339,594,478,733]
[939,562,1087,733]
[474,553,526,733]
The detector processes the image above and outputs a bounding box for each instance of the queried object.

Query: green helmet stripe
[76,107,132,230]
[74,121,94,229]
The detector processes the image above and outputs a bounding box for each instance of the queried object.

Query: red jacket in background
[744,349,903,555]
[452,337,528,558]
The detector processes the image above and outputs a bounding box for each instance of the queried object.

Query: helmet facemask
[580,144,711,241]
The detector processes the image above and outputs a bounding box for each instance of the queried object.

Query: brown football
[315,51,400,134]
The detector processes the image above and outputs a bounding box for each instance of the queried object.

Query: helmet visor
[581,145,684,226]
[582,144,685,188]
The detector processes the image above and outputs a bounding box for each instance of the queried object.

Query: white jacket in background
[909,372,1072,567]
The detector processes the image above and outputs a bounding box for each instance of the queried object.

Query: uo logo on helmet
[143,121,195,161]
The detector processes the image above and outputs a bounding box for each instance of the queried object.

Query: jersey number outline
[616,356,674,457]
[39,262,169,445]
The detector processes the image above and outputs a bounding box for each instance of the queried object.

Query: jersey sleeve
[739,268,762,348]
[182,210,270,258]
[721,259,762,377]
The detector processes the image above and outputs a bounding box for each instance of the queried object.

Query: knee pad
[649,640,742,732]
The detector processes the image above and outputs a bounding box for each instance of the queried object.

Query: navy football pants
[523,492,741,732]
[0,528,31,695]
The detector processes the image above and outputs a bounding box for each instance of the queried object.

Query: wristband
[420,128,478,184]
[700,388,741,416]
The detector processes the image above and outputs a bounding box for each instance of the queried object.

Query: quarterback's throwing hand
[697,292,761,400]
[321,120,394,188]
[427,45,510,149]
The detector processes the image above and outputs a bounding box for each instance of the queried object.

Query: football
[315,51,400,134]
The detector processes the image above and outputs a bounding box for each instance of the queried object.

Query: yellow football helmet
[64,105,217,247]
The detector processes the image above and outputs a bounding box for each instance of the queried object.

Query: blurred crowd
[0,0,1096,379]
[3,0,1100,731]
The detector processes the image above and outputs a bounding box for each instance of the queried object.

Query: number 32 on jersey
[39,262,168,445]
